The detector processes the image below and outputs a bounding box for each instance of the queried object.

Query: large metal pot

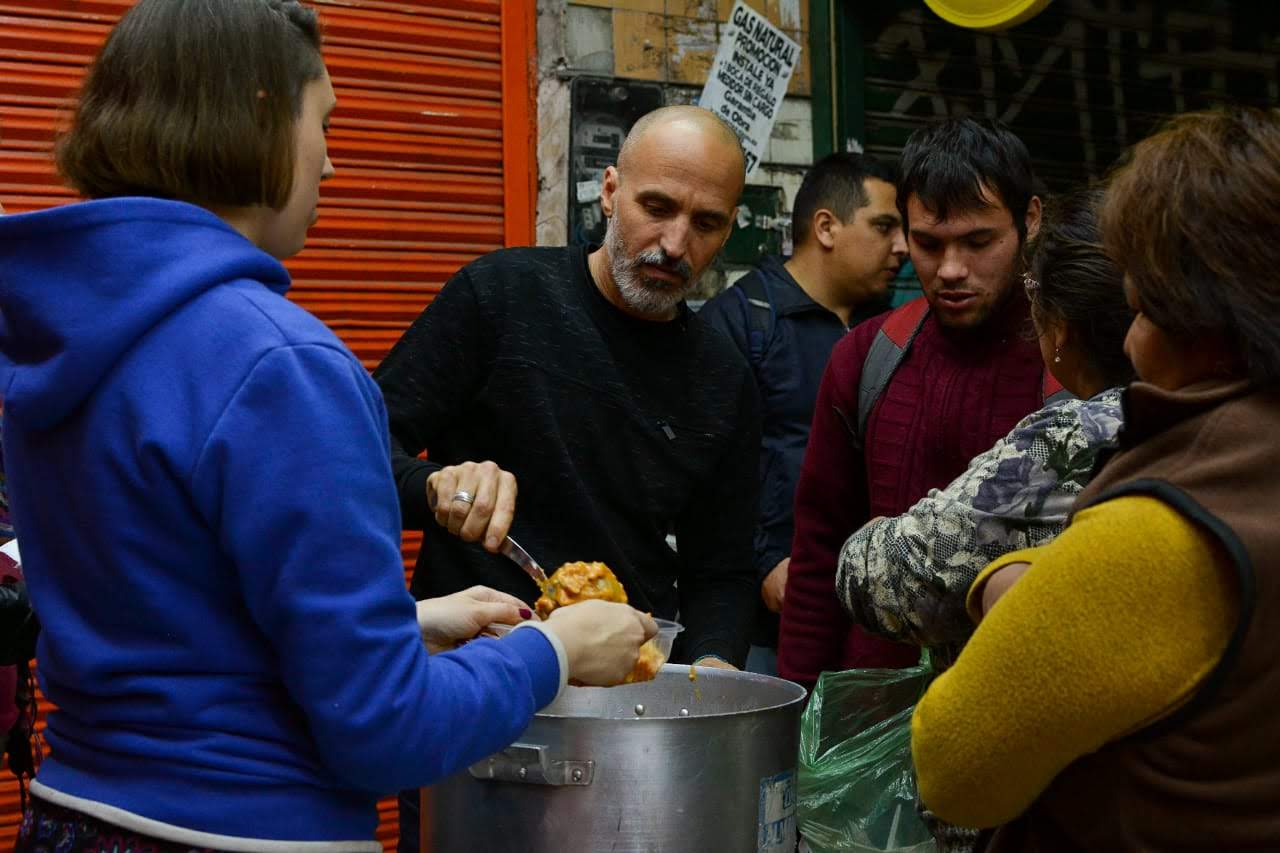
[424,664,806,853]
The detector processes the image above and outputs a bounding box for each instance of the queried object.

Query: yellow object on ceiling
[923,0,1053,31]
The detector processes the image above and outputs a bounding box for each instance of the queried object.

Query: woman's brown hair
[1101,106,1280,386]
[57,0,323,210]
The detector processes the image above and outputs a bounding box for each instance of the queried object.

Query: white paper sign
[699,1,800,179]
[575,178,602,203]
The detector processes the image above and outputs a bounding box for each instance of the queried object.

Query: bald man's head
[616,105,747,184]
[591,106,745,321]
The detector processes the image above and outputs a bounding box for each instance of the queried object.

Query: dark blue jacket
[699,256,883,646]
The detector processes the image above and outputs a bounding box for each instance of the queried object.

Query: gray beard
[604,214,696,319]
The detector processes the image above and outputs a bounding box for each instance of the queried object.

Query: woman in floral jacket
[837,188,1133,667]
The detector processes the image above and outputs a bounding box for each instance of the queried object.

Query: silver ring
[451,490,475,505]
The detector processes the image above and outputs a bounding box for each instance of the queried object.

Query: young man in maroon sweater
[777,117,1045,687]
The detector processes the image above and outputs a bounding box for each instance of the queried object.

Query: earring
[1054,347,1062,364]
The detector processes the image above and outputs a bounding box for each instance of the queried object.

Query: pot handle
[468,742,594,787]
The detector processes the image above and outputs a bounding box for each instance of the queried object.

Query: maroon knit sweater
[777,294,1046,687]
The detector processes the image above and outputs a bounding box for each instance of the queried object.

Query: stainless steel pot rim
[535,663,807,721]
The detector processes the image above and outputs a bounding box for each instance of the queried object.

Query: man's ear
[811,209,841,251]
[599,165,620,218]
[1024,195,1043,242]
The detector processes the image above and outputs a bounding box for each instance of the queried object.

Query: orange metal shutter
[0,0,536,849]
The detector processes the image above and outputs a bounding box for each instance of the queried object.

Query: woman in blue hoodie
[0,2,655,850]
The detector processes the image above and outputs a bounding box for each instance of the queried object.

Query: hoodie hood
[0,197,289,429]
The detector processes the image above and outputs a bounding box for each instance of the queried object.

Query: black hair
[1030,187,1136,389]
[898,117,1036,242]
[792,152,898,247]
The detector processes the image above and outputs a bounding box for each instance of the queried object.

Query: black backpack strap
[734,273,776,367]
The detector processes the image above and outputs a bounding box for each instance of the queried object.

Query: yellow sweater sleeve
[911,495,1238,828]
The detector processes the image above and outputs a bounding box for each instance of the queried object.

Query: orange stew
[534,561,665,684]
[534,561,628,618]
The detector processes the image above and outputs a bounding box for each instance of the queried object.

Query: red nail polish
[519,608,532,620]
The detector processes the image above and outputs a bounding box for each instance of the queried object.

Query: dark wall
[855,0,1280,191]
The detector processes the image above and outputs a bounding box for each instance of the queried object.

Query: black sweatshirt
[373,246,760,666]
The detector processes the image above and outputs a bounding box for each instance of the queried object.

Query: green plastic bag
[797,653,937,853]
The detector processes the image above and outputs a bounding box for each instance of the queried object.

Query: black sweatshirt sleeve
[373,267,494,531]
[673,368,762,667]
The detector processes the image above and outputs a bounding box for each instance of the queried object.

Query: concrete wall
[535,0,816,294]
[536,0,574,249]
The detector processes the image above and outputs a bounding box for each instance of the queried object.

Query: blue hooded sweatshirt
[0,198,560,848]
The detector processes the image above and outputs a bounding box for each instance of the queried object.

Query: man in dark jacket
[698,153,906,673]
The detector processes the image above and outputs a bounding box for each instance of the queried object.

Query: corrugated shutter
[0,0,535,848]
[857,0,1279,189]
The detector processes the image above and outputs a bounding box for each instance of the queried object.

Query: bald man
[378,105,759,847]
[375,104,755,648]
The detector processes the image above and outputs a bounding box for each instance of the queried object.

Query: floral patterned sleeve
[836,387,1124,651]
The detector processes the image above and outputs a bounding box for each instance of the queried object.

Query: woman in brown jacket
[913,106,1280,850]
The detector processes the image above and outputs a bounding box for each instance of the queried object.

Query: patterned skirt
[15,796,220,853]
